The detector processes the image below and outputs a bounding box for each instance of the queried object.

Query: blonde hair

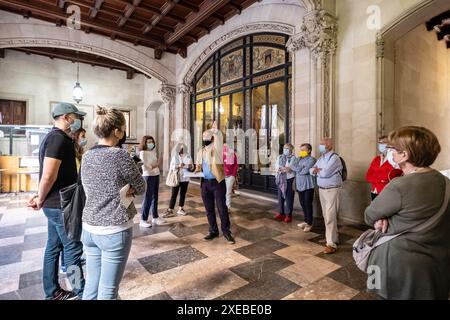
[94,106,126,139]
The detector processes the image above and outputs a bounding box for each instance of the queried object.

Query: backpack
[331,153,347,182]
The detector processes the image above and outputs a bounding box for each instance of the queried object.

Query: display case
[0,125,53,193]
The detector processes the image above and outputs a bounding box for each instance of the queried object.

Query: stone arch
[182,22,295,85]
[377,0,450,136]
[0,19,176,84]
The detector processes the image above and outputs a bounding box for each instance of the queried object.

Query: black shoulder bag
[59,167,86,242]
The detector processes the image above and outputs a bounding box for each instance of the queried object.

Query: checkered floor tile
[0,184,376,300]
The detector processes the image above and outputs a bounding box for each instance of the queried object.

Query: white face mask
[386,149,400,169]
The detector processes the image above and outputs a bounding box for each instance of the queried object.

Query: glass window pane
[268,81,286,158]
[195,102,204,147]
[220,49,243,84]
[204,99,214,129]
[219,95,230,139]
[231,92,244,131]
[253,46,285,73]
[252,85,267,173]
[196,66,213,92]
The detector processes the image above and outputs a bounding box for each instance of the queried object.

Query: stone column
[376,33,385,138]
[179,83,193,131]
[287,8,337,143]
[159,84,176,175]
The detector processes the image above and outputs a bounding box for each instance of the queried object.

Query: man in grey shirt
[310,138,343,254]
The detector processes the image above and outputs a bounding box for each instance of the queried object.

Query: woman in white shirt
[139,136,166,227]
[163,145,193,217]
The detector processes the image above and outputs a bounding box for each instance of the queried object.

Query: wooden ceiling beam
[0,0,167,48]
[118,0,141,27]
[212,13,225,25]
[228,1,242,14]
[142,0,179,35]
[90,0,104,19]
[10,48,136,74]
[176,1,199,12]
[165,0,230,46]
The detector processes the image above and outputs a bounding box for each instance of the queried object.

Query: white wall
[0,50,162,147]
[394,24,450,170]
[335,0,430,224]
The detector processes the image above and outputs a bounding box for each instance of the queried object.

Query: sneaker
[284,216,292,223]
[139,220,152,228]
[297,222,308,229]
[303,225,313,232]
[323,245,337,254]
[51,289,78,300]
[152,217,167,225]
[161,209,175,218]
[204,233,219,241]
[224,233,235,244]
[274,213,285,221]
[177,208,187,216]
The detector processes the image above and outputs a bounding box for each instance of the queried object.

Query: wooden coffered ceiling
[426,10,450,48]
[0,47,144,79]
[0,0,261,59]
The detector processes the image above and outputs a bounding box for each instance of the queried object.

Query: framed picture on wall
[121,110,131,138]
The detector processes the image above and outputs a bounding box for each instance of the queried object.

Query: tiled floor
[0,184,376,300]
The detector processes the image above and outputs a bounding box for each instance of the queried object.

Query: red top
[223,146,238,177]
[366,155,403,193]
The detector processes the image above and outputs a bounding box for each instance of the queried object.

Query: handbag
[59,168,86,242]
[353,176,450,272]
[166,168,179,187]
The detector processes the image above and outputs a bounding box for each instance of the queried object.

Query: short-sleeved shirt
[39,127,77,208]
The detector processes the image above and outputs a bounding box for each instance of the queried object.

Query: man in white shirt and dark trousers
[310,138,343,254]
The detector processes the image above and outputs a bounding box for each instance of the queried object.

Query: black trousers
[169,182,189,209]
[277,178,295,216]
[298,188,315,226]
[141,175,159,220]
[201,179,231,235]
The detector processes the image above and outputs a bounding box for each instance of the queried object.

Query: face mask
[283,149,291,156]
[69,118,81,133]
[299,151,308,158]
[378,143,387,154]
[118,134,127,147]
[386,149,400,169]
[79,139,87,147]
[147,143,155,150]
[203,140,212,147]
[319,145,327,154]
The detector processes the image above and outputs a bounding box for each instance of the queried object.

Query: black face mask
[117,134,127,148]
[203,140,212,147]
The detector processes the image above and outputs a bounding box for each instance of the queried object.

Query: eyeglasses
[386,146,404,153]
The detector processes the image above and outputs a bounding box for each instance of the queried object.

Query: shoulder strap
[409,177,450,234]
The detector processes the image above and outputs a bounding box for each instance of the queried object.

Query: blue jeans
[42,208,85,299]
[141,175,159,221]
[277,178,295,216]
[82,228,133,300]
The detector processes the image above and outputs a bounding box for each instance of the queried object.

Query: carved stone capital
[287,10,337,59]
[159,85,176,105]
[177,83,193,95]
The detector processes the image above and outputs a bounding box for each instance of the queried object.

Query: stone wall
[394,24,450,171]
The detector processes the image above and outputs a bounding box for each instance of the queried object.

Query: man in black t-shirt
[28,102,86,300]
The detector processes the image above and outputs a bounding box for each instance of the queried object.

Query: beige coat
[195,145,225,183]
